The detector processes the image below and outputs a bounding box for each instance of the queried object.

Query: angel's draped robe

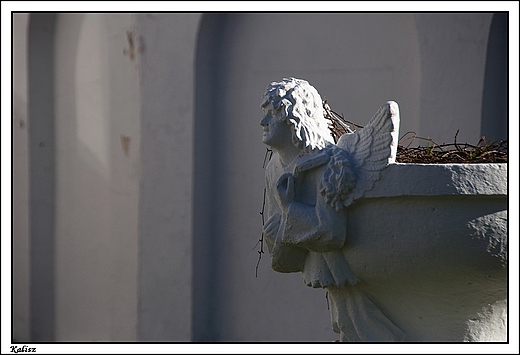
[264,147,358,288]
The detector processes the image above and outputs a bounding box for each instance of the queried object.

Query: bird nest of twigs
[324,101,507,164]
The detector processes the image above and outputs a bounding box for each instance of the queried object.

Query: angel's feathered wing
[322,101,400,210]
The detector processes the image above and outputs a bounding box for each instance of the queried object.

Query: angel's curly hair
[260,77,334,153]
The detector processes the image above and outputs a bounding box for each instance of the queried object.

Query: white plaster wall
[136,13,201,341]
[54,13,140,341]
[415,13,493,144]
[11,12,505,343]
[12,13,30,342]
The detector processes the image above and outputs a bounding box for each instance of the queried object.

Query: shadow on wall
[28,13,57,342]
[481,12,508,142]
[192,13,229,342]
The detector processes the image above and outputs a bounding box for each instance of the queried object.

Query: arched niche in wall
[53,13,141,341]
[193,13,421,342]
[415,13,493,144]
[53,13,113,341]
[481,12,508,142]
[26,13,141,342]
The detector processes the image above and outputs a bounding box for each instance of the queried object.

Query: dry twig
[324,101,507,164]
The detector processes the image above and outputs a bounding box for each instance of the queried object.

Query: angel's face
[260,102,292,149]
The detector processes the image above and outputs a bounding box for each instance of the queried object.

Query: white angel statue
[260,77,404,342]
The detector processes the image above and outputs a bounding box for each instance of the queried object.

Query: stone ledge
[365,163,507,198]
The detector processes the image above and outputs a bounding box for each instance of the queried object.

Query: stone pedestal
[343,163,507,341]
